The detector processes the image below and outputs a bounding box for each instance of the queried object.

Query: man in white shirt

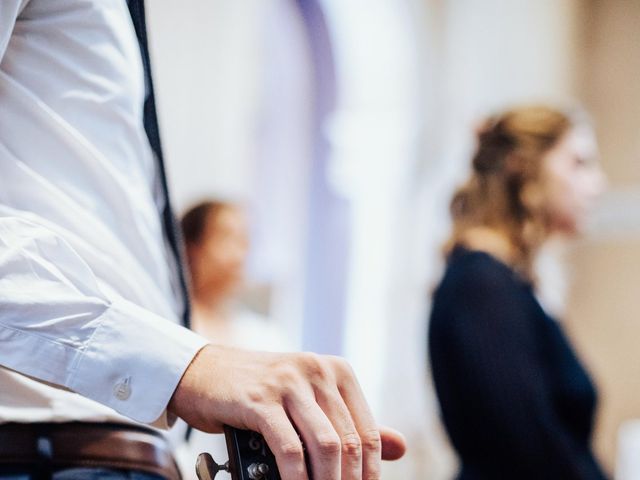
[0,1,405,479]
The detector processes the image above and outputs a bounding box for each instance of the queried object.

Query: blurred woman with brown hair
[181,200,289,350]
[429,105,609,479]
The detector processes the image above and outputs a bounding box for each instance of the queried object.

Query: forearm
[0,215,207,426]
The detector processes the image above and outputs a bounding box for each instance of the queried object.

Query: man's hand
[168,344,406,480]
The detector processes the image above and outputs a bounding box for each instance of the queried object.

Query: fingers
[313,388,363,480]
[287,393,342,480]
[285,353,395,480]
[256,406,309,480]
[171,345,404,480]
[332,357,383,480]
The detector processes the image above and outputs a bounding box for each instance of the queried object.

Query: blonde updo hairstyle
[447,105,588,280]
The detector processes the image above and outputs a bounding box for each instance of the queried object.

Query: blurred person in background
[429,105,608,479]
[176,200,292,478]
[181,200,290,351]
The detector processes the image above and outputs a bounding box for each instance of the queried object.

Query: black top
[429,247,608,480]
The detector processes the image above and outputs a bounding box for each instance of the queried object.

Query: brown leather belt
[0,422,181,480]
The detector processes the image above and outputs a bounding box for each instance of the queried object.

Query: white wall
[146,0,266,212]
[145,0,315,348]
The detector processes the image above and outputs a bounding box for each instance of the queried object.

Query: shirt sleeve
[429,256,608,479]
[0,215,208,427]
[0,1,28,61]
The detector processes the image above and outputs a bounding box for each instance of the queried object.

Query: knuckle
[316,433,341,457]
[361,429,382,453]
[246,387,267,404]
[274,361,302,387]
[278,441,305,461]
[329,355,354,378]
[301,351,322,369]
[341,432,362,458]
[300,352,332,384]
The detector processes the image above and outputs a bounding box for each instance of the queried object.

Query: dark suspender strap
[126,0,191,328]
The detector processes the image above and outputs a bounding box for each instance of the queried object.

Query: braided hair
[447,105,588,280]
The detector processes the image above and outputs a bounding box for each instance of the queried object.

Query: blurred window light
[319,0,422,415]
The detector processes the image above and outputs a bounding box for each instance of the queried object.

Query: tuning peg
[246,462,269,479]
[195,452,230,480]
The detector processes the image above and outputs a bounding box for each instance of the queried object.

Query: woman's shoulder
[440,246,526,292]
[430,246,537,324]
[430,247,540,337]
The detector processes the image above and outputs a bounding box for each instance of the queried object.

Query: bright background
[146,1,640,478]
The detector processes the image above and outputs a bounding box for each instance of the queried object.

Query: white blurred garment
[0,0,206,427]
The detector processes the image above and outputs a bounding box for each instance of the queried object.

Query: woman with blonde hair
[429,105,608,479]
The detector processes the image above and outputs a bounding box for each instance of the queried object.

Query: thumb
[380,426,406,461]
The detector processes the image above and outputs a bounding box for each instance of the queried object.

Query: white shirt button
[114,377,132,401]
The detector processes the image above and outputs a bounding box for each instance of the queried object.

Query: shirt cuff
[67,297,209,427]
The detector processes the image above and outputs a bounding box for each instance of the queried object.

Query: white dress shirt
[0,0,207,427]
